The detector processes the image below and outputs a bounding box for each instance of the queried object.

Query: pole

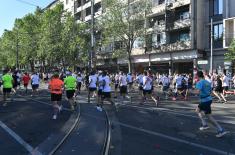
[16,30,19,70]
[90,0,95,71]
[210,18,213,73]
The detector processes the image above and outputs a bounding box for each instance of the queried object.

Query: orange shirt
[49,78,64,94]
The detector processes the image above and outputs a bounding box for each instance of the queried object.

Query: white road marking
[0,121,42,155]
[117,121,234,155]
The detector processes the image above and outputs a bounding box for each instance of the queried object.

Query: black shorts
[215,87,223,93]
[143,89,152,95]
[3,88,12,94]
[223,86,229,91]
[177,87,183,91]
[115,84,119,89]
[102,92,111,99]
[66,90,75,99]
[120,86,127,94]
[128,82,133,86]
[76,82,82,89]
[198,100,212,114]
[162,86,169,91]
[51,93,62,101]
[98,89,103,96]
[138,85,143,91]
[89,87,97,92]
[32,84,39,90]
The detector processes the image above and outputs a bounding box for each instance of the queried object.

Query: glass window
[213,0,223,15]
[213,24,223,40]
[179,33,190,41]
[180,11,190,20]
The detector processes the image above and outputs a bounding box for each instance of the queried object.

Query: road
[0,88,234,155]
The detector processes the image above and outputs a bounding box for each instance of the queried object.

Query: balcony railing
[153,40,191,53]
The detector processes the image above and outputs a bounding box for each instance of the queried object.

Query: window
[213,0,223,15]
[86,7,91,16]
[179,33,190,41]
[213,24,223,41]
[180,11,190,20]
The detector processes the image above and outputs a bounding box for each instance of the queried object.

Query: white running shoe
[52,115,57,120]
[199,125,210,131]
[216,130,228,138]
[58,105,63,112]
[96,106,103,112]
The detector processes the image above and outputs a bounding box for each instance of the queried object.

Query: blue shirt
[196,79,212,103]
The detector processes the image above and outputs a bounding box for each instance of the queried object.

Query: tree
[225,39,235,61]
[99,0,151,72]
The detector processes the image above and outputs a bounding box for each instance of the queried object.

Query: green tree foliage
[99,0,151,72]
[0,3,89,71]
[225,39,235,61]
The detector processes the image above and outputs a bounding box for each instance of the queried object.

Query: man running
[49,73,64,120]
[88,70,97,98]
[119,71,127,99]
[64,71,77,111]
[31,72,40,96]
[22,72,30,94]
[1,69,14,106]
[97,71,113,111]
[136,72,144,95]
[195,71,227,138]
[97,71,103,108]
[76,73,83,95]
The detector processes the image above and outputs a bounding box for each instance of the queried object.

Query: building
[46,0,235,74]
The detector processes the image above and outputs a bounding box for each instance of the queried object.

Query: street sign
[198,60,208,65]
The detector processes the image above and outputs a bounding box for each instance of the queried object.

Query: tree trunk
[127,48,132,73]
[30,60,35,72]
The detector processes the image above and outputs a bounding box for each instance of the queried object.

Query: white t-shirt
[143,76,152,90]
[31,74,40,85]
[103,76,111,92]
[119,75,127,86]
[175,76,183,88]
[77,76,83,83]
[223,76,229,87]
[98,75,103,90]
[136,74,143,85]
[161,76,170,86]
[115,74,119,84]
[89,75,97,88]
[127,74,133,83]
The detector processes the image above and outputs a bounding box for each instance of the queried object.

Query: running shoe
[96,106,103,112]
[52,115,57,120]
[216,129,228,138]
[71,105,75,111]
[59,105,63,112]
[199,125,210,131]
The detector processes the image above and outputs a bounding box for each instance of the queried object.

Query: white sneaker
[96,106,103,112]
[52,115,57,120]
[199,125,210,131]
[216,130,228,138]
[58,105,63,112]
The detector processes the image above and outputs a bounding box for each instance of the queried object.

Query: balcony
[171,0,190,9]
[153,40,191,53]
[173,18,191,30]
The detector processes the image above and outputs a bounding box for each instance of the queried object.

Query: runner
[127,73,133,92]
[22,72,30,94]
[12,71,18,94]
[195,71,227,138]
[136,72,144,95]
[214,75,227,103]
[142,70,158,106]
[97,71,113,111]
[64,71,77,111]
[88,70,97,99]
[31,72,40,96]
[161,74,170,100]
[97,71,103,108]
[48,73,64,120]
[1,69,14,106]
[76,73,83,95]
[119,71,127,99]
[114,72,119,98]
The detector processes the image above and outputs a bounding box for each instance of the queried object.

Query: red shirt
[22,75,30,84]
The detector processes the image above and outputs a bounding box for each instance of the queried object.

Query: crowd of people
[0,68,231,137]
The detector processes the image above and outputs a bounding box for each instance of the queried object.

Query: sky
[0,0,54,37]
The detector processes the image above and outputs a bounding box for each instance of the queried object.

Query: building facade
[47,0,235,74]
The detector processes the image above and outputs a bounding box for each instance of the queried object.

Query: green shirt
[64,76,77,90]
[2,74,13,88]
